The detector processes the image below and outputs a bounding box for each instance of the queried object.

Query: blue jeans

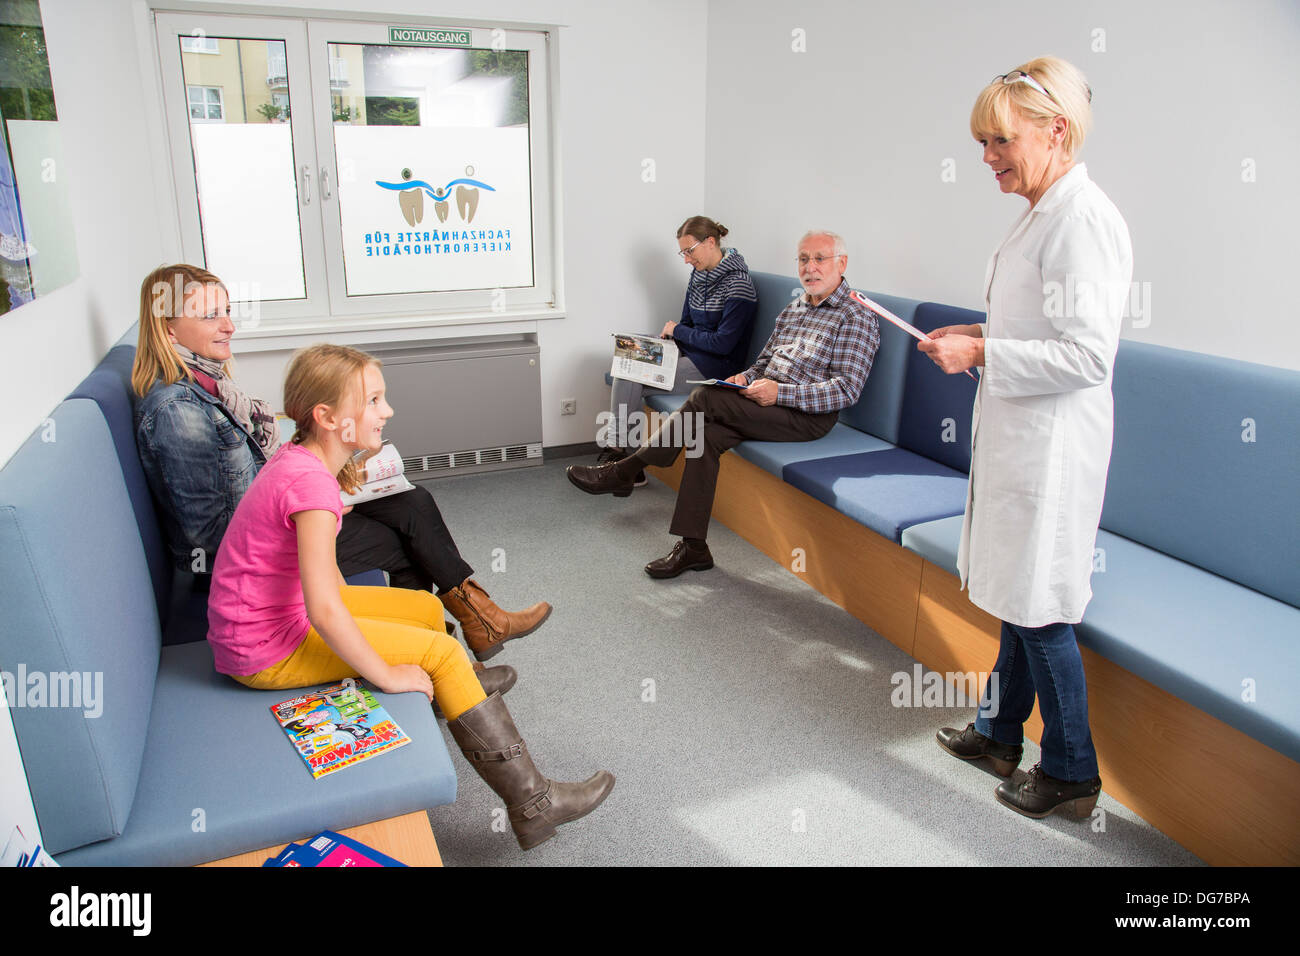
[974,620,1099,781]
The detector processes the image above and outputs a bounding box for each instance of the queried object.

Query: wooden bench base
[198,811,443,867]
[649,449,1300,865]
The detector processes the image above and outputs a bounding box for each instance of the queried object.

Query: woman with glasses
[920,57,1132,820]
[600,216,758,480]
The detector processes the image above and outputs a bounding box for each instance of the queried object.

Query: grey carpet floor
[419,456,1202,867]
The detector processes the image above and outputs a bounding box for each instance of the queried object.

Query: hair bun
[716,223,729,238]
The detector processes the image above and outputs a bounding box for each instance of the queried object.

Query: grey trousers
[608,355,704,449]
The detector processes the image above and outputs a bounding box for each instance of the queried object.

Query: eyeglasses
[796,254,843,267]
[997,70,1059,106]
[677,239,705,259]
[996,70,1091,106]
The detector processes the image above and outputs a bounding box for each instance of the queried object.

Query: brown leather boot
[431,661,517,719]
[439,578,552,662]
[448,692,615,850]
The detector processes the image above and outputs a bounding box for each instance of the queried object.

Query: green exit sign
[388,26,472,47]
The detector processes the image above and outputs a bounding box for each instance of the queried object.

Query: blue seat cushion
[56,641,456,866]
[783,448,969,542]
[897,303,981,474]
[1080,530,1300,764]
[900,513,965,576]
[733,422,892,476]
[1102,341,1300,608]
[644,391,690,415]
[0,400,160,854]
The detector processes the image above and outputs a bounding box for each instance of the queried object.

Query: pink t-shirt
[208,442,342,675]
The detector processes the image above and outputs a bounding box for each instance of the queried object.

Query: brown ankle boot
[448,692,615,850]
[439,579,552,661]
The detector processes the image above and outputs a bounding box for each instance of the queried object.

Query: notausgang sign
[388,27,471,47]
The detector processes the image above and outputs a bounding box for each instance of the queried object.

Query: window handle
[320,166,332,201]
[300,164,312,205]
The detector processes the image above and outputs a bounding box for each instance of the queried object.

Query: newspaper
[611,332,679,390]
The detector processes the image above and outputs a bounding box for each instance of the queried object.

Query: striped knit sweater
[672,248,759,380]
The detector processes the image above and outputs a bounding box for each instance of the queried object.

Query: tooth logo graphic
[394,168,422,226]
[456,164,480,223]
[377,164,496,226]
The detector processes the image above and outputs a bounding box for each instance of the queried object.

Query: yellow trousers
[233,586,486,720]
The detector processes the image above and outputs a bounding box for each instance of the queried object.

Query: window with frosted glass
[178,36,306,300]
[326,43,534,297]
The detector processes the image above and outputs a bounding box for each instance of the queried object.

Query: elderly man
[567,231,881,577]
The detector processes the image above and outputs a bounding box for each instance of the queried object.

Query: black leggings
[335,485,474,592]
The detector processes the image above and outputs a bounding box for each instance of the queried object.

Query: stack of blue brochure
[263,830,408,867]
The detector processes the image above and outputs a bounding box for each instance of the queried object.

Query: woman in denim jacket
[131,263,548,665]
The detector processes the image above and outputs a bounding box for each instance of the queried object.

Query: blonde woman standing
[924,57,1132,819]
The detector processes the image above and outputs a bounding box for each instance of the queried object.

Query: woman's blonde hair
[283,343,382,494]
[131,263,228,396]
[970,56,1093,159]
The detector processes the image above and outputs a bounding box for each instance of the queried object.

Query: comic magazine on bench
[271,681,410,779]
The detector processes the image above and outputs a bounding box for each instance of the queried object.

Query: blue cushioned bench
[1,347,457,866]
[901,341,1300,765]
[636,270,1300,864]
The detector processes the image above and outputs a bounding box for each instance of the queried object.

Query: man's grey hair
[798,230,847,257]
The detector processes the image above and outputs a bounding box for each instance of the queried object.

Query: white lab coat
[957,163,1133,627]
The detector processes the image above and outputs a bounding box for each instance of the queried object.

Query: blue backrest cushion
[747,272,802,368]
[1101,341,1300,607]
[0,400,161,854]
[897,303,981,473]
[839,289,920,445]
[68,344,171,616]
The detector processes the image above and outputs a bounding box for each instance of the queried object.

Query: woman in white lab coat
[921,57,1132,819]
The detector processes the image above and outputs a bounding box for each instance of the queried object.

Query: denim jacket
[135,377,266,573]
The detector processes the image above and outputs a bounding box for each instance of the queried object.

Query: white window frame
[155,10,560,336]
[185,84,224,122]
[180,35,219,54]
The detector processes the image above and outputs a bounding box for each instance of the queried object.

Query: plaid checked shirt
[742,279,880,414]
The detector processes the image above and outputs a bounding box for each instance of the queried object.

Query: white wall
[702,0,1300,370]
[0,0,170,464]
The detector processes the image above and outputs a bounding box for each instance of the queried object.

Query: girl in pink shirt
[209,343,613,850]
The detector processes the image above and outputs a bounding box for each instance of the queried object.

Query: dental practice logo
[376,164,496,226]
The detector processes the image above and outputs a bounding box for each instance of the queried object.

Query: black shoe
[994,763,1102,819]
[936,722,1023,777]
[595,446,626,465]
[567,462,635,497]
[645,539,713,579]
[632,469,647,487]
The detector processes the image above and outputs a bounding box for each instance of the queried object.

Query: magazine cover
[341,441,415,506]
[271,682,410,780]
[611,332,679,389]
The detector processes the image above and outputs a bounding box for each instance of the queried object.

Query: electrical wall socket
[560,398,577,415]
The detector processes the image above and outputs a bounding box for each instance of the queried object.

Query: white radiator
[366,336,543,479]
